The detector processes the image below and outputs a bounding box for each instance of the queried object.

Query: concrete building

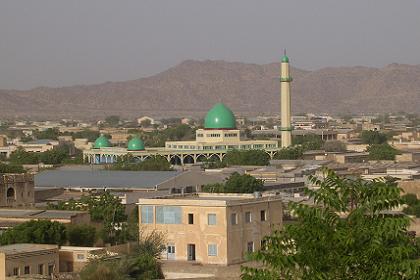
[0,244,58,279]
[84,103,279,165]
[0,173,34,207]
[59,246,105,273]
[0,209,90,231]
[138,193,283,265]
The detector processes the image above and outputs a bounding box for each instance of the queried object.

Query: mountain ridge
[1,60,419,120]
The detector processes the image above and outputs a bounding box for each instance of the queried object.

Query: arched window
[6,187,15,199]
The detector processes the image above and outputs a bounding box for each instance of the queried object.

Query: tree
[293,134,324,150]
[274,146,304,160]
[80,233,165,280]
[242,170,420,279]
[367,143,399,160]
[223,150,270,166]
[9,147,39,164]
[67,224,96,246]
[109,155,172,171]
[0,162,26,173]
[323,140,347,152]
[361,130,388,145]
[0,220,67,246]
[33,128,60,140]
[202,172,263,193]
[39,148,68,164]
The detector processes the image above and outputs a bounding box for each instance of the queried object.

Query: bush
[67,224,96,246]
[274,146,304,160]
[223,150,270,166]
[202,172,263,193]
[323,140,347,152]
[0,162,26,173]
[366,143,399,160]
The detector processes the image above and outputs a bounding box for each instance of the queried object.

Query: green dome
[281,55,289,63]
[204,103,236,129]
[93,135,111,149]
[127,136,145,151]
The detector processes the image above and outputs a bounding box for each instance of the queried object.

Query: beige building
[0,244,58,279]
[138,193,283,265]
[0,174,34,207]
[59,246,106,273]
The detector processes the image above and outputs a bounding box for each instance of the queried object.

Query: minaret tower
[280,50,292,148]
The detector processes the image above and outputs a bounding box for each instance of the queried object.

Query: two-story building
[138,193,283,265]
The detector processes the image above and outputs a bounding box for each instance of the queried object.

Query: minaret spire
[280,51,292,147]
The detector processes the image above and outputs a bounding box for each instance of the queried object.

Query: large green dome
[204,103,236,129]
[93,135,111,149]
[127,136,145,151]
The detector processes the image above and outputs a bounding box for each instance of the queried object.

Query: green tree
[9,147,39,164]
[80,233,164,280]
[202,172,263,193]
[33,128,60,140]
[223,150,270,166]
[367,143,399,160]
[0,162,26,173]
[39,148,68,164]
[0,220,67,245]
[361,130,388,144]
[109,155,172,171]
[293,134,324,150]
[274,146,304,160]
[242,170,420,279]
[67,224,96,246]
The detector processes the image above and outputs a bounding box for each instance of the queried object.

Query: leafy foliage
[361,130,388,144]
[0,220,67,246]
[128,124,196,147]
[33,128,60,140]
[39,147,68,164]
[9,147,39,164]
[293,134,325,150]
[47,191,129,245]
[109,155,172,171]
[402,194,420,218]
[80,232,165,280]
[202,172,263,193]
[242,170,420,279]
[223,149,270,166]
[367,143,400,160]
[274,146,304,160]
[0,162,26,173]
[67,224,97,246]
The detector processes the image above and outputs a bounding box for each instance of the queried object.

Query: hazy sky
[1,0,420,90]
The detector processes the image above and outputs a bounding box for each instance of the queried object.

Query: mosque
[83,54,293,165]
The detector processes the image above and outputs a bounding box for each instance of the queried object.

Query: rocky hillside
[0,60,419,120]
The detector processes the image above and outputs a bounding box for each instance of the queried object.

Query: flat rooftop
[0,243,58,255]
[139,193,282,207]
[0,209,87,219]
[35,170,180,189]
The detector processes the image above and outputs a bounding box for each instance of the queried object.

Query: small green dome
[93,135,111,149]
[127,136,145,151]
[204,103,236,129]
[281,55,289,63]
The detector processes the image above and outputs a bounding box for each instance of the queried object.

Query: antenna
[283,49,287,56]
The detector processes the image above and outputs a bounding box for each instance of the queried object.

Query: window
[24,266,30,274]
[245,212,251,223]
[156,206,182,224]
[208,213,216,225]
[167,245,176,254]
[141,206,154,224]
[188,213,194,224]
[38,264,44,275]
[77,254,85,260]
[231,213,238,225]
[13,267,19,276]
[48,265,54,275]
[247,242,254,253]
[260,210,267,221]
[208,244,217,256]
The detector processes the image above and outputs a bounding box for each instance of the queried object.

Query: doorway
[187,244,196,261]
